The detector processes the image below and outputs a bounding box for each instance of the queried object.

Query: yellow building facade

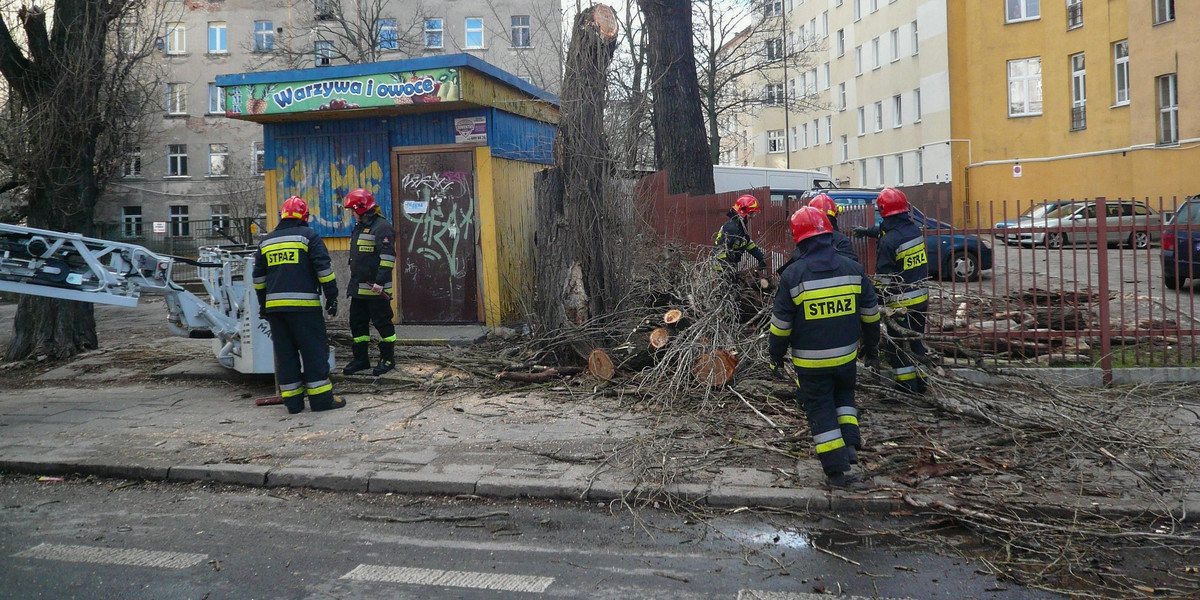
[952,0,1199,225]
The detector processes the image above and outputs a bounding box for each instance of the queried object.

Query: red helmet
[808,193,840,218]
[343,188,377,216]
[790,206,833,243]
[733,194,761,217]
[876,187,909,217]
[280,196,309,221]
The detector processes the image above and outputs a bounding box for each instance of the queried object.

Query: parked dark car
[1161,195,1200,289]
[798,188,993,282]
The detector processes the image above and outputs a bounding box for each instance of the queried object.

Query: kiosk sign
[223,68,460,116]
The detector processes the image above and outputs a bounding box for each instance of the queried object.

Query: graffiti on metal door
[398,170,474,279]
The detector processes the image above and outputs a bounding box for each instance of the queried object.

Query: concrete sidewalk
[0,346,1191,520]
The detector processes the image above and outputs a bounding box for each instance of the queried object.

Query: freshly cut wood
[497,366,585,383]
[588,348,615,380]
[663,309,683,324]
[649,327,670,349]
[693,349,738,387]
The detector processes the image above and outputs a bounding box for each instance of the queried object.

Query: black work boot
[847,446,859,465]
[342,342,371,375]
[310,396,346,412]
[372,341,395,376]
[826,471,871,491]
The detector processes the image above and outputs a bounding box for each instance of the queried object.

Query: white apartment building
[721,0,951,190]
[97,0,561,240]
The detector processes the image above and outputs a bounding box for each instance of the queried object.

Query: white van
[712,165,837,202]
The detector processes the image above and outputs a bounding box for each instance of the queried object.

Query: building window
[838,83,847,110]
[811,118,820,145]
[893,94,903,127]
[824,116,832,143]
[841,135,849,162]
[790,126,799,150]
[166,82,187,115]
[379,19,398,50]
[914,88,922,122]
[911,20,919,55]
[169,205,190,237]
[856,107,865,136]
[211,205,231,233]
[766,38,783,61]
[876,157,885,186]
[1066,0,1082,29]
[1008,57,1043,117]
[788,78,796,101]
[870,0,879,12]
[855,46,862,75]
[889,28,899,62]
[207,22,226,53]
[1113,40,1130,105]
[765,0,782,17]
[166,22,185,54]
[122,147,142,178]
[167,144,188,177]
[768,129,785,153]
[314,0,335,20]
[853,0,861,21]
[916,150,924,182]
[873,100,883,131]
[314,40,333,66]
[207,83,225,114]
[252,141,265,174]
[208,143,228,176]
[822,11,829,38]
[765,83,785,106]
[1157,73,1178,144]
[254,21,274,52]
[511,15,531,48]
[1070,53,1086,131]
[871,37,880,69]
[858,160,867,186]
[1153,0,1174,25]
[424,18,443,49]
[822,63,830,90]
[465,17,484,49]
[801,123,809,148]
[836,29,845,56]
[1006,0,1040,23]
[896,154,905,185]
[121,206,143,238]
[807,68,817,93]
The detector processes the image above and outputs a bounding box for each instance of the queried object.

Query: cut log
[649,327,670,349]
[663,309,683,325]
[588,348,615,380]
[693,349,738,387]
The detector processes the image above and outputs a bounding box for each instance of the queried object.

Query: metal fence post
[1095,196,1112,385]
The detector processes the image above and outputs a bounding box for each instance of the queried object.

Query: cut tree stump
[649,327,670,349]
[693,349,738,387]
[663,309,683,325]
[588,348,615,380]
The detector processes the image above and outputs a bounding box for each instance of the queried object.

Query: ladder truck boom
[0,222,274,374]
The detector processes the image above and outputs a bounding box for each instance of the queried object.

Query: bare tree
[604,0,651,173]
[245,0,428,70]
[0,0,166,361]
[476,0,564,93]
[208,164,266,245]
[695,0,823,165]
[638,0,713,196]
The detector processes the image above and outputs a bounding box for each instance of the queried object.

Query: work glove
[862,347,880,370]
[257,305,267,320]
[370,283,384,295]
[325,295,338,317]
[852,226,870,238]
[768,357,788,380]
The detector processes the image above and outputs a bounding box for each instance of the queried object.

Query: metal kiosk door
[392,150,479,323]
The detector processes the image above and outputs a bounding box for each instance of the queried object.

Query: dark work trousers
[266,311,334,410]
[349,297,396,361]
[884,300,928,394]
[795,363,859,477]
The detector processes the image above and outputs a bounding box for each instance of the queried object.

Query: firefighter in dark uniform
[714,194,768,278]
[341,188,398,377]
[770,206,881,489]
[774,193,860,276]
[252,196,343,414]
[852,187,929,394]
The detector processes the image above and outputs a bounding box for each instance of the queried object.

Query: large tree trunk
[535,5,628,333]
[639,0,715,196]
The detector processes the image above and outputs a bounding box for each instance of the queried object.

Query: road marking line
[740,592,918,600]
[12,543,207,569]
[342,564,554,593]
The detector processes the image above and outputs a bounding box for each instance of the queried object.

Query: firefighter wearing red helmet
[342,187,397,377]
[713,194,768,275]
[252,196,344,413]
[770,206,880,489]
[852,187,929,394]
[808,194,859,263]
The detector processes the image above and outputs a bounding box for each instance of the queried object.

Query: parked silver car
[999,200,1160,249]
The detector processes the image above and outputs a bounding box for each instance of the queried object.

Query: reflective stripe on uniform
[353,335,371,343]
[893,366,921,381]
[837,406,859,426]
[379,253,396,268]
[859,304,880,322]
[895,236,923,257]
[252,275,266,290]
[280,381,305,398]
[789,275,862,305]
[265,292,321,308]
[356,233,376,242]
[790,342,858,369]
[382,335,397,342]
[259,235,310,252]
[770,314,793,337]
[304,378,333,396]
[813,429,846,455]
[885,288,928,307]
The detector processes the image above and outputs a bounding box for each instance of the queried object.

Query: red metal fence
[641,172,1200,377]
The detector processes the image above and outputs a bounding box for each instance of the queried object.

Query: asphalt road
[0,476,1058,600]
